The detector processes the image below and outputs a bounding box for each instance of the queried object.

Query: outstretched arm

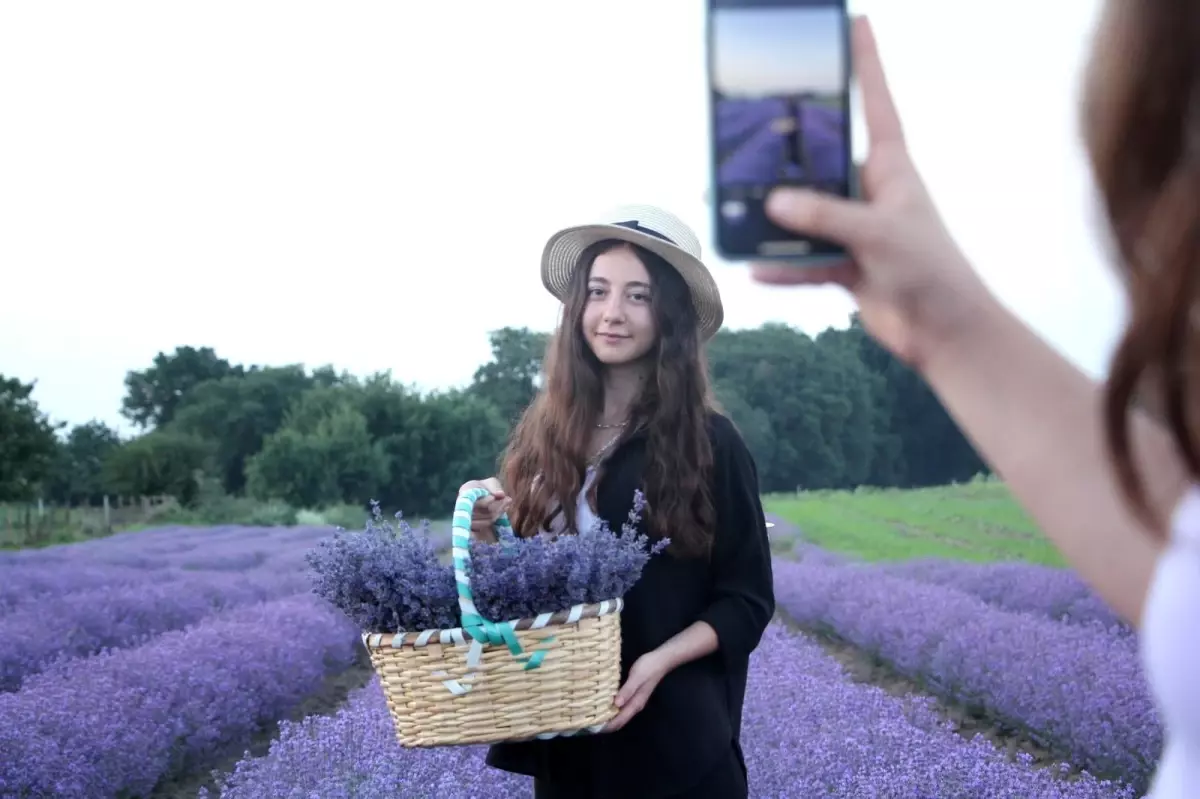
[920,290,1187,626]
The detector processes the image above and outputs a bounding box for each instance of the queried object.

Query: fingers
[460,478,506,502]
[604,704,637,733]
[852,15,905,148]
[605,694,643,732]
[606,666,651,732]
[765,189,871,250]
[615,677,638,708]
[471,496,510,522]
[749,260,858,288]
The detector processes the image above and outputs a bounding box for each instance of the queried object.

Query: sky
[712,8,844,97]
[0,0,1123,436]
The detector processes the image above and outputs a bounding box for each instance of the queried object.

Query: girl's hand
[751,15,993,371]
[604,650,668,733]
[458,477,510,543]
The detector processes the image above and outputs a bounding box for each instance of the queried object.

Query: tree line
[0,316,987,518]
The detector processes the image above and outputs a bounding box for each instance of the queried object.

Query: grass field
[764,478,1066,566]
[0,482,1152,798]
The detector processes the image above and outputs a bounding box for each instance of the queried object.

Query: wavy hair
[500,240,718,557]
[1089,0,1200,534]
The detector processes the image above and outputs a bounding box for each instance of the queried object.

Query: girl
[463,205,775,799]
[754,12,1198,798]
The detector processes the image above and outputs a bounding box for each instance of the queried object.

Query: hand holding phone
[749,17,987,375]
[706,0,852,263]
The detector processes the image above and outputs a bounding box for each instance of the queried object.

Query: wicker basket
[363,486,622,747]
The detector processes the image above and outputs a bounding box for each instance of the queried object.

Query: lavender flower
[201,624,1136,799]
[878,557,1131,635]
[0,568,308,692]
[0,596,359,799]
[774,559,1160,792]
[468,489,668,621]
[307,491,667,632]
[305,501,459,633]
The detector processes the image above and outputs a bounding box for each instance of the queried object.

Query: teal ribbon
[453,486,549,674]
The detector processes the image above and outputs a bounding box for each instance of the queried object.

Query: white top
[546,466,600,536]
[1140,485,1200,797]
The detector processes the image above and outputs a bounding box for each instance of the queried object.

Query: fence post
[103,495,111,531]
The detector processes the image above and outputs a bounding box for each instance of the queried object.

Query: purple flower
[203,624,1136,799]
[0,596,359,798]
[0,567,308,691]
[774,559,1159,792]
[305,502,459,633]
[308,491,667,631]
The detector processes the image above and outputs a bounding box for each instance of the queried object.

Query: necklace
[595,419,628,430]
[588,429,623,467]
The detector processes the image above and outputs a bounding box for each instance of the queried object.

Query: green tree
[49,313,993,515]
[712,379,774,479]
[470,327,550,427]
[44,420,124,505]
[401,389,509,515]
[121,346,242,429]
[245,390,389,508]
[103,430,212,505]
[170,365,314,494]
[0,375,62,501]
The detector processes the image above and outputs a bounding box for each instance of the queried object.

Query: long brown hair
[500,240,718,557]
[1091,0,1200,534]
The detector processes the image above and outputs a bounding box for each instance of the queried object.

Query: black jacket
[486,412,776,797]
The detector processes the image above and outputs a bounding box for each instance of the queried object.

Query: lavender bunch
[468,490,669,621]
[308,491,667,633]
[306,501,458,634]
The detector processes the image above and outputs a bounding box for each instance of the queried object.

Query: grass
[763,478,1065,566]
[4,479,1052,567]
[0,495,454,552]
[0,499,181,550]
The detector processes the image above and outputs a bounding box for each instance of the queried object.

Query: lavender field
[0,485,1157,798]
[714,95,848,187]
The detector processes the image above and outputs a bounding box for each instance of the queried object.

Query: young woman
[461,205,775,799]
[752,12,1197,798]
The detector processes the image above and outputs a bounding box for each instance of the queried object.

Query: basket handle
[451,486,543,665]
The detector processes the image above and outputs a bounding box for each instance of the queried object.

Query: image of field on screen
[711,5,849,192]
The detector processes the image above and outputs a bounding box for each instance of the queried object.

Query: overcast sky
[0,0,1122,435]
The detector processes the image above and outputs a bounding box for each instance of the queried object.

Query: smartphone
[706,0,852,263]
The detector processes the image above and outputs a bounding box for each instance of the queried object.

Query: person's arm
[694,415,776,664]
[607,420,774,732]
[919,289,1187,626]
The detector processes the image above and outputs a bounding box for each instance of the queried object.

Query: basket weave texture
[362,486,623,748]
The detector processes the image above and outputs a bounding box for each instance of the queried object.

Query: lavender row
[774,560,1160,790]
[0,566,311,691]
[0,561,181,614]
[203,624,1134,798]
[0,595,359,799]
[0,525,332,616]
[785,537,1131,635]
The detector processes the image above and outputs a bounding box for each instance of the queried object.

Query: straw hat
[540,204,724,341]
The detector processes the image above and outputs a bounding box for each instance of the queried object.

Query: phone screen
[707,0,851,261]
